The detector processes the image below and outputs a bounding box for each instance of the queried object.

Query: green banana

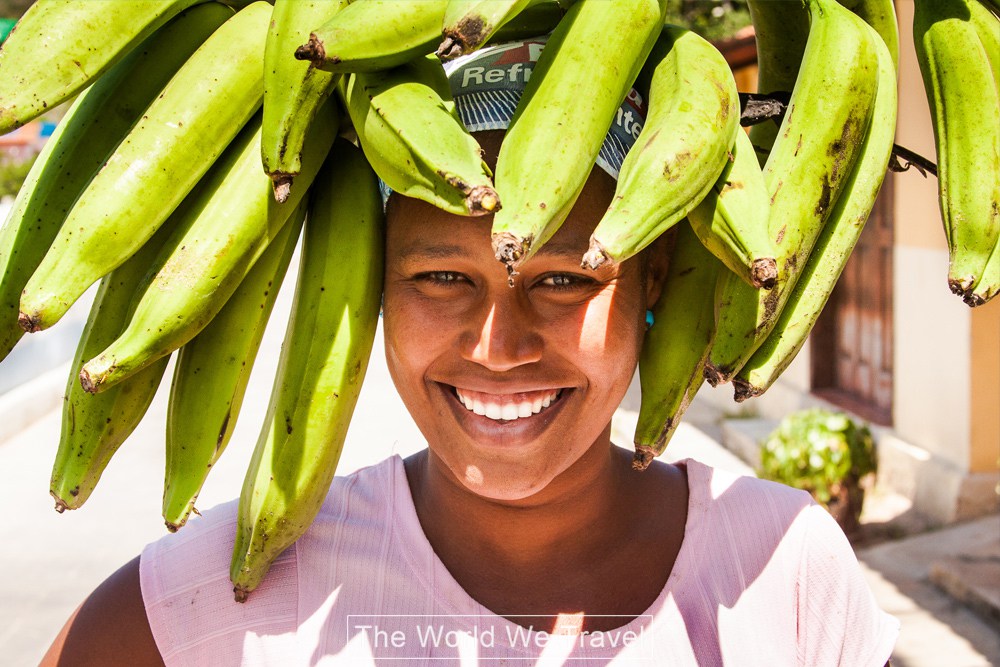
[491,0,668,271]
[687,128,777,290]
[262,0,348,202]
[294,0,447,73]
[582,25,740,271]
[837,0,900,72]
[0,3,233,365]
[913,0,1000,301]
[633,223,722,470]
[746,0,811,164]
[49,213,181,511]
[231,139,384,601]
[79,104,338,394]
[163,203,305,532]
[705,0,880,385]
[485,0,567,45]
[980,0,1000,17]
[17,1,271,334]
[965,0,1000,305]
[438,0,536,59]
[342,54,498,216]
[0,0,252,134]
[732,19,898,400]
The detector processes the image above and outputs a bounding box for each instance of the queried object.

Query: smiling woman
[41,39,897,667]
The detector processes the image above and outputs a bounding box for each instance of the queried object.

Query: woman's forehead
[385,165,616,263]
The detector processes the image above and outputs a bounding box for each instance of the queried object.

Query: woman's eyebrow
[397,244,466,261]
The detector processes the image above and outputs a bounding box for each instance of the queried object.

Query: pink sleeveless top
[140,456,898,665]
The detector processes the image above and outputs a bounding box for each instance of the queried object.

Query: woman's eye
[416,271,466,286]
[539,273,592,290]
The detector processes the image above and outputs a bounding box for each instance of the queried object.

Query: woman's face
[383,137,661,502]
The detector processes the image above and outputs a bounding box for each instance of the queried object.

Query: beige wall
[970,298,1000,474]
[893,0,947,252]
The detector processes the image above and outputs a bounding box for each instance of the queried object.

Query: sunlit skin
[383,131,688,633]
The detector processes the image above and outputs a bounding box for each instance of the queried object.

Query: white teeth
[454,388,561,422]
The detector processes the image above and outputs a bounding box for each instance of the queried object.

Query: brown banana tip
[79,367,101,394]
[436,36,464,61]
[962,293,987,308]
[751,258,778,290]
[948,276,975,297]
[271,174,293,203]
[294,35,326,64]
[580,240,610,271]
[702,363,726,388]
[17,311,42,333]
[52,497,68,514]
[165,521,181,533]
[467,186,500,215]
[732,379,760,403]
[492,232,527,267]
[233,586,250,603]
[632,447,655,471]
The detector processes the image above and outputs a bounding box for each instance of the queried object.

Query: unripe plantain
[733,20,898,399]
[231,140,384,601]
[49,213,183,511]
[262,0,348,201]
[438,0,535,60]
[913,0,1000,301]
[633,223,722,469]
[491,0,668,271]
[582,25,740,272]
[79,103,338,394]
[705,0,880,385]
[687,128,777,290]
[295,0,447,73]
[341,55,498,216]
[0,3,233,363]
[0,0,251,133]
[163,203,306,532]
[18,1,272,333]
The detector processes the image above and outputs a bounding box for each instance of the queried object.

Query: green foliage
[666,0,751,44]
[0,153,36,199]
[758,408,877,505]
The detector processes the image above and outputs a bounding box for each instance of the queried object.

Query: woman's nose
[459,298,544,372]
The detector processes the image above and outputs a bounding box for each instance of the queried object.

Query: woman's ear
[643,227,677,310]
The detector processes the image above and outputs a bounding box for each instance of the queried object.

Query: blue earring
[645,310,654,330]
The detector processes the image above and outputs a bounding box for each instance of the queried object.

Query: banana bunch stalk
[4,0,999,600]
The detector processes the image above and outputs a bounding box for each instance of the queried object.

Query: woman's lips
[452,387,563,422]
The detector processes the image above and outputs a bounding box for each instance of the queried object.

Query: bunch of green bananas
[0,0,996,599]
